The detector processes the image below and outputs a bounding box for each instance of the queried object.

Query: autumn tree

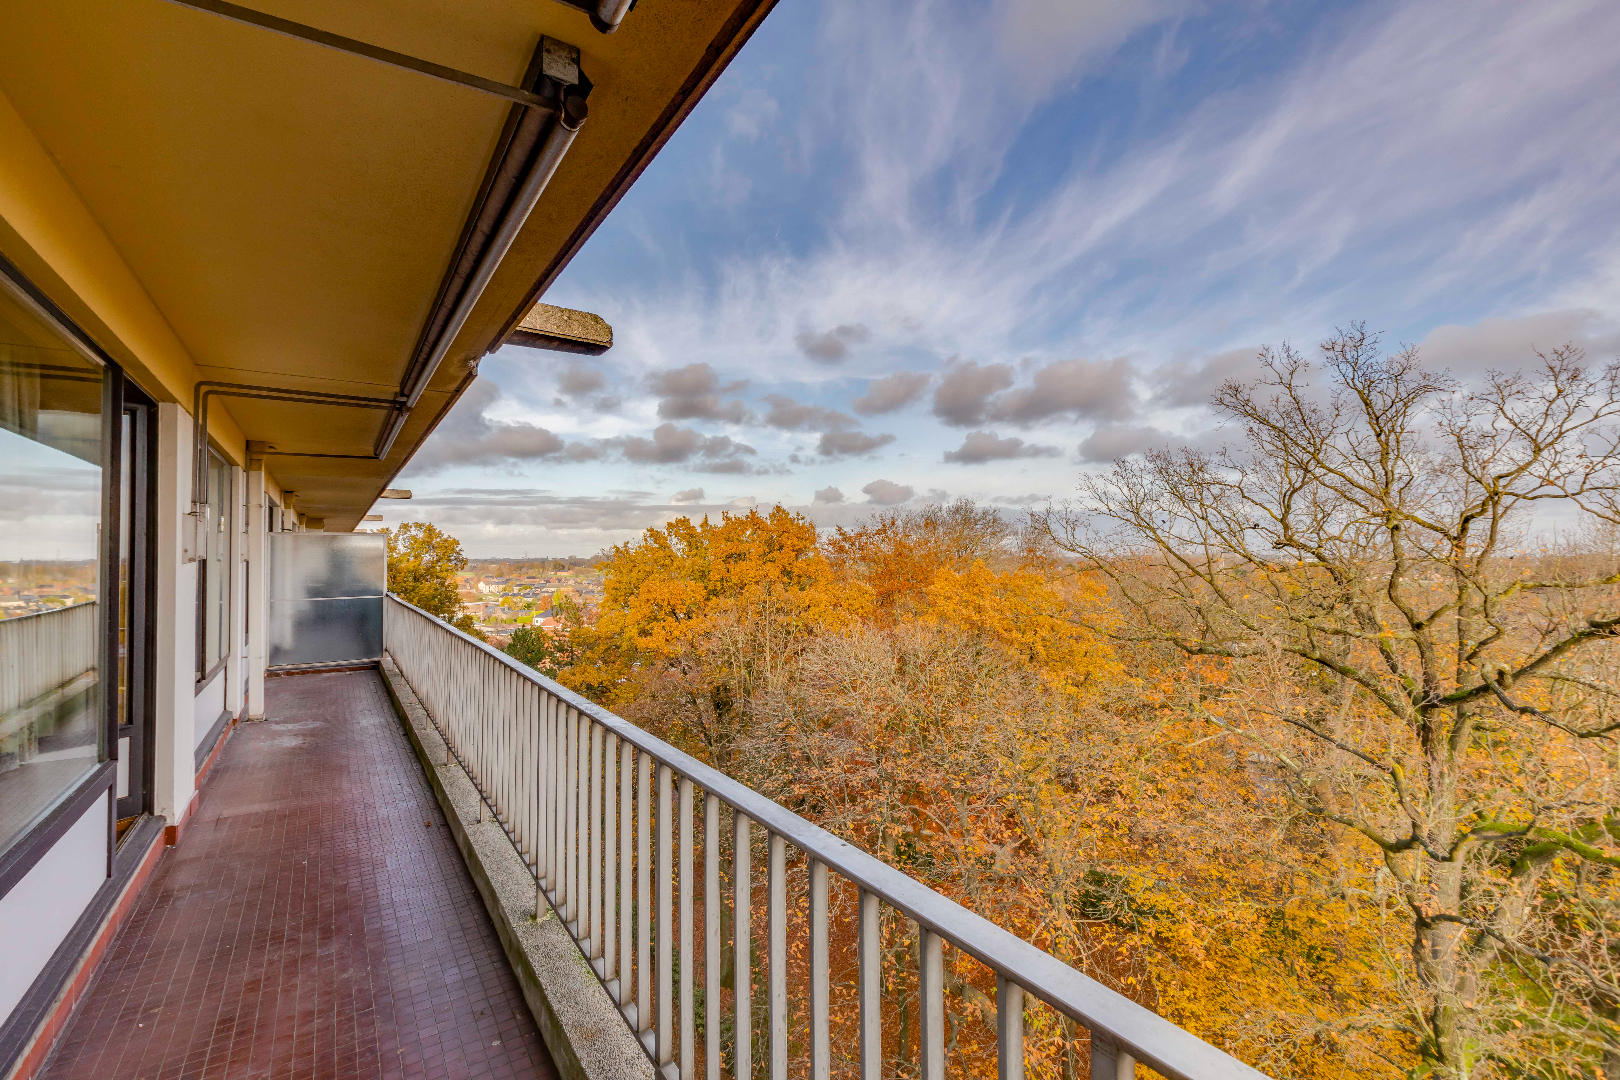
[559,495,1401,1077]
[827,499,1012,620]
[1042,327,1620,1076]
[387,521,479,637]
[561,506,867,765]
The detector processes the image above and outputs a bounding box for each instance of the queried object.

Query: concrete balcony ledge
[379,656,654,1080]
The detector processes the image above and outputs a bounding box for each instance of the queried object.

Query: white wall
[224,464,244,720]
[153,402,196,823]
[246,468,267,720]
[193,668,225,752]
[0,792,109,1021]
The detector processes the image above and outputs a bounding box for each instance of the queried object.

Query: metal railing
[383,595,1267,1080]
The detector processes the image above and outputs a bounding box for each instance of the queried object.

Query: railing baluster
[524,683,537,867]
[504,664,511,829]
[769,832,786,1080]
[679,778,694,1080]
[564,705,577,926]
[638,750,652,1033]
[810,859,828,1080]
[540,693,548,874]
[383,598,1268,1080]
[920,927,944,1080]
[491,658,500,818]
[704,793,720,1080]
[605,732,618,984]
[858,889,880,1080]
[499,660,508,821]
[512,672,521,838]
[511,676,522,840]
[577,710,589,940]
[553,694,565,905]
[520,679,531,863]
[1091,1034,1136,1080]
[734,813,751,1080]
[590,721,603,962]
[443,669,455,765]
[493,661,503,824]
[538,691,551,910]
[997,976,1024,1080]
[658,763,674,1069]
[620,737,634,1007]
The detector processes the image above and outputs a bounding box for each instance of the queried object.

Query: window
[0,281,107,854]
[197,449,231,680]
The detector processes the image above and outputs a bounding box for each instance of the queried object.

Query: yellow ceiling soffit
[0,82,254,471]
[0,0,782,529]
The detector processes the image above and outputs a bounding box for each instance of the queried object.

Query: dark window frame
[117,382,158,824]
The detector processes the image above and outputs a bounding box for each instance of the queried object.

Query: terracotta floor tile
[42,671,556,1080]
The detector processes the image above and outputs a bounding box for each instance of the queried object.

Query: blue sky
[389,0,1620,556]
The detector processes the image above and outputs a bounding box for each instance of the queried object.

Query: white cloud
[649,363,752,423]
[794,323,871,363]
[405,382,567,473]
[726,88,781,139]
[1077,424,1177,463]
[1150,346,1264,409]
[990,358,1138,425]
[762,395,857,431]
[943,431,1061,464]
[1418,310,1620,374]
[415,0,1620,554]
[852,372,931,414]
[818,431,896,458]
[604,0,1620,386]
[992,0,1192,95]
[862,479,915,505]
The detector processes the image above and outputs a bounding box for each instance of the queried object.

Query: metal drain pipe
[191,381,401,512]
[374,89,588,462]
[187,382,402,556]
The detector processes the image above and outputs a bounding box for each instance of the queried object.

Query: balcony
[33,596,1263,1080]
[37,666,554,1080]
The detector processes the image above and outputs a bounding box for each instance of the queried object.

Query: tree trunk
[1417,734,1468,1075]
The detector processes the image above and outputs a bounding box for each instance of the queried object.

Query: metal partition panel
[267,533,385,667]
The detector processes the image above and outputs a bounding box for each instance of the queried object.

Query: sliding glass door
[0,259,156,868]
[0,282,110,855]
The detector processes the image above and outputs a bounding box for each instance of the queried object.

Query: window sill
[0,761,114,902]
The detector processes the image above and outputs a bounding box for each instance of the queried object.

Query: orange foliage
[558,500,1415,1079]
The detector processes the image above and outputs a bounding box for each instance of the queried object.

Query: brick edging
[3,821,166,1080]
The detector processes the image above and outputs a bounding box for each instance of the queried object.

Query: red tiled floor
[42,670,556,1080]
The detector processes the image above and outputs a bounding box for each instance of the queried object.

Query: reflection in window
[0,286,105,854]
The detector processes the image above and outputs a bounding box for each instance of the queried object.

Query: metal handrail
[383,593,1268,1080]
